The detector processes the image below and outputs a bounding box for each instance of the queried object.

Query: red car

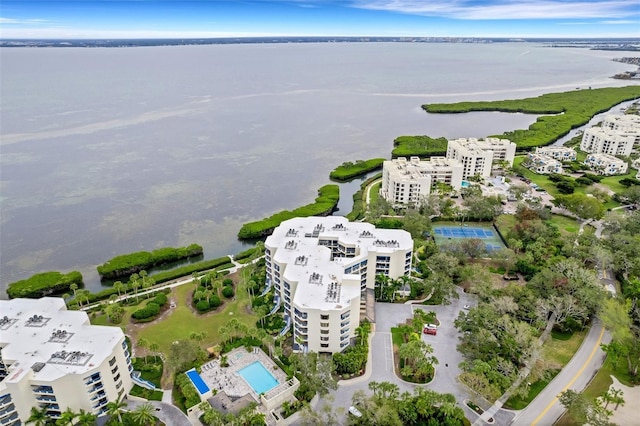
[423,324,437,335]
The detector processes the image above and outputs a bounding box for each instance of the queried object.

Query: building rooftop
[0,297,125,384]
[268,217,412,311]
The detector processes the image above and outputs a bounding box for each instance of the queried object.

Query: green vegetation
[346,173,382,221]
[391,135,448,158]
[505,329,587,409]
[333,321,370,377]
[423,86,640,150]
[329,158,385,181]
[129,385,164,401]
[7,271,83,299]
[97,244,204,280]
[238,184,340,239]
[136,283,256,358]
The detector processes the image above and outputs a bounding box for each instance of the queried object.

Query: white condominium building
[534,146,577,162]
[0,298,133,425]
[581,127,636,156]
[381,156,463,207]
[265,217,413,354]
[601,114,640,131]
[447,138,517,178]
[526,153,563,174]
[584,153,629,176]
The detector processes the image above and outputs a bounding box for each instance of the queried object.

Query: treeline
[237,184,339,239]
[391,135,448,158]
[7,271,83,299]
[97,244,203,279]
[421,86,640,151]
[329,158,385,181]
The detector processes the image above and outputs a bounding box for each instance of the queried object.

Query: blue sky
[1,0,639,39]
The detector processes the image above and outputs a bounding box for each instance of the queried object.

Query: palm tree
[132,280,141,303]
[70,283,78,298]
[138,338,149,364]
[26,406,49,426]
[56,407,78,425]
[76,409,97,426]
[149,342,160,362]
[105,394,127,424]
[611,387,625,410]
[131,402,156,426]
[113,280,124,297]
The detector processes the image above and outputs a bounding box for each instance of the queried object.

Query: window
[321,344,329,348]
[320,337,329,342]
[320,322,329,328]
[321,330,329,335]
[108,357,116,367]
[320,314,329,320]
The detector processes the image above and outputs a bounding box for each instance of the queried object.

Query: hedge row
[329,158,385,181]
[422,86,640,151]
[391,135,449,158]
[7,271,83,299]
[97,244,204,279]
[237,184,340,239]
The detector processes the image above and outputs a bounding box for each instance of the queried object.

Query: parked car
[423,324,438,335]
[348,406,363,418]
[463,304,471,310]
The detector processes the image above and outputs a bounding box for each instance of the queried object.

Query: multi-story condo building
[446,138,517,178]
[0,298,133,424]
[380,156,463,207]
[526,153,563,174]
[580,127,638,157]
[601,114,640,132]
[584,153,629,175]
[533,146,577,162]
[265,217,413,354]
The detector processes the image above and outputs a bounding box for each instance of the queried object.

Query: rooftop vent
[309,272,323,285]
[31,362,46,373]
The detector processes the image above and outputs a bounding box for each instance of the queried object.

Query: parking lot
[319,288,480,423]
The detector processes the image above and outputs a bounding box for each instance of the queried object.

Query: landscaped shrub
[209,295,222,308]
[7,271,83,299]
[223,278,233,286]
[132,302,161,320]
[154,292,168,306]
[222,286,235,298]
[174,373,201,411]
[196,300,210,312]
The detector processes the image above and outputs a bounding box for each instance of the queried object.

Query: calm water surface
[1,42,637,295]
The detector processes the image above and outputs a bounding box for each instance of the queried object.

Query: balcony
[35,395,56,403]
[91,391,106,401]
[0,412,19,425]
[31,386,54,394]
[88,383,104,394]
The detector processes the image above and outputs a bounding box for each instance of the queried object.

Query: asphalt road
[509,320,609,426]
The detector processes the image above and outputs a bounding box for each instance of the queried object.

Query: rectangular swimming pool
[186,369,210,395]
[238,361,279,395]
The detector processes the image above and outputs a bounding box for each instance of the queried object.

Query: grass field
[133,282,257,357]
[369,181,381,205]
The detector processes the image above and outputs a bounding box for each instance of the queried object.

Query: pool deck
[199,348,288,401]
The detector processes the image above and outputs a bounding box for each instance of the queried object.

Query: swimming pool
[461,180,470,188]
[238,361,279,395]
[186,369,210,395]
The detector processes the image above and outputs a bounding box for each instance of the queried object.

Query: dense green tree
[131,403,156,426]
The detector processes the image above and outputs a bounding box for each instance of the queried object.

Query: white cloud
[351,0,640,20]
[0,17,49,25]
[599,19,639,24]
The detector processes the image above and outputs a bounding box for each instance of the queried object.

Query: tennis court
[432,224,505,252]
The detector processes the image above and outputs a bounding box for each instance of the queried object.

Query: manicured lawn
[505,329,587,409]
[599,168,639,194]
[548,214,581,235]
[134,282,257,358]
[369,181,381,205]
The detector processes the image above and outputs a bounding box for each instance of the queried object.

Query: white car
[463,305,471,310]
[348,406,363,418]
